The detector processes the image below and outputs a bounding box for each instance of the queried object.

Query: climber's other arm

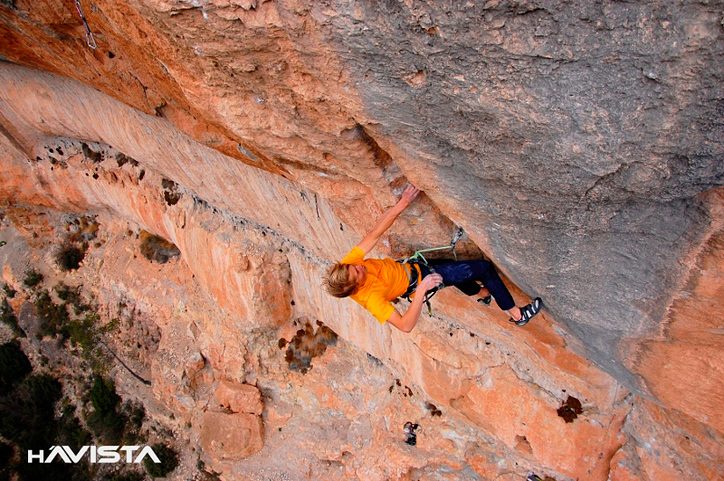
[357,185,420,254]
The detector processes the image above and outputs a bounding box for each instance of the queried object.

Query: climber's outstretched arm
[385,273,443,333]
[358,185,420,254]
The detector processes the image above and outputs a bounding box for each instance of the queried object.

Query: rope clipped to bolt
[399,227,466,316]
[75,0,97,49]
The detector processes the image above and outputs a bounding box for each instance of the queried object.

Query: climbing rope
[75,0,97,49]
[399,227,465,315]
[399,227,464,265]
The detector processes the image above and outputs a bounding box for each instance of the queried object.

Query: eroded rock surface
[1,0,723,479]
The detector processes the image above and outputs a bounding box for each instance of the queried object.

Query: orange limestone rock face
[633,222,724,437]
[199,411,264,464]
[450,364,630,479]
[1,1,723,478]
[214,379,264,415]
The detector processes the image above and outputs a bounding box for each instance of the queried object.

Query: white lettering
[27,450,44,463]
[45,446,71,463]
[97,446,120,463]
[63,445,89,463]
[134,446,160,464]
[29,445,159,464]
[120,445,139,463]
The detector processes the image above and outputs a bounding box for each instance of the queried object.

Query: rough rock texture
[1,0,723,479]
[633,206,724,435]
[318,0,724,390]
[200,411,265,464]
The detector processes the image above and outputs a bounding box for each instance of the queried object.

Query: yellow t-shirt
[341,246,411,323]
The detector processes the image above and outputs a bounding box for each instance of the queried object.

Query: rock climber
[324,184,542,333]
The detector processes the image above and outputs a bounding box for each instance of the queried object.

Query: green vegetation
[0,340,149,481]
[85,376,146,445]
[125,400,147,435]
[0,341,32,395]
[55,282,80,301]
[66,314,99,352]
[0,441,14,481]
[89,375,121,416]
[0,335,88,480]
[86,375,125,444]
[0,298,22,337]
[22,269,43,288]
[34,284,105,362]
[35,290,70,337]
[57,403,93,450]
[56,282,95,318]
[103,471,146,481]
[2,283,16,298]
[143,443,179,479]
[0,260,179,480]
[55,243,87,271]
[0,373,62,449]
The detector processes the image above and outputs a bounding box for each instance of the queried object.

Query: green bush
[143,443,178,479]
[22,269,43,289]
[55,282,83,305]
[89,376,120,416]
[0,374,62,449]
[53,282,93,316]
[1,283,16,298]
[122,401,146,444]
[56,412,93,450]
[0,375,86,481]
[0,441,14,481]
[0,341,32,395]
[55,244,86,271]
[126,401,146,430]
[86,376,129,444]
[103,470,147,481]
[66,314,98,353]
[86,409,126,445]
[0,300,22,337]
[34,291,70,337]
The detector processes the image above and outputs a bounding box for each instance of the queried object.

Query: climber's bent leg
[421,260,516,311]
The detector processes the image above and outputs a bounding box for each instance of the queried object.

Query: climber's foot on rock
[510,297,542,326]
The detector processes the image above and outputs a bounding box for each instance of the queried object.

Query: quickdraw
[399,227,465,316]
[75,0,97,49]
[399,227,464,265]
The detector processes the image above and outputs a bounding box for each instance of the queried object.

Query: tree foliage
[143,443,179,479]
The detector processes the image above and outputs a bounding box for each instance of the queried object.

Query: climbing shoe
[510,297,542,326]
[477,295,492,306]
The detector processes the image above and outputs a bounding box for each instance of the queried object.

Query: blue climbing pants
[417,259,516,311]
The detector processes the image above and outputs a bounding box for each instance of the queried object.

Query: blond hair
[324,263,357,298]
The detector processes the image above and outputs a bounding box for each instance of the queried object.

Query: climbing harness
[398,227,464,316]
[75,0,97,49]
